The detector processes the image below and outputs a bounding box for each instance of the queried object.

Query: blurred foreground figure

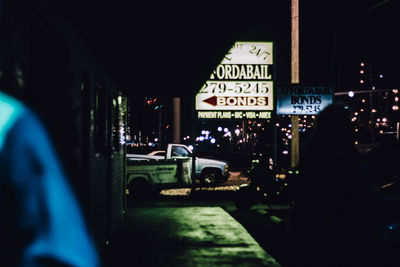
[291,103,371,267]
[0,91,99,267]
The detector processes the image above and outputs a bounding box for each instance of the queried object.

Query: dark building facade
[0,0,127,259]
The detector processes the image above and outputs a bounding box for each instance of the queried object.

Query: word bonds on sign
[203,96,268,107]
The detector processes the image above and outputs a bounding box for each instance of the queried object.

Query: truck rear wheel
[128,179,153,199]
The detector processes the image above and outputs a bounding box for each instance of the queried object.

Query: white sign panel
[276,86,334,115]
[196,81,273,110]
[195,41,274,119]
[220,42,273,65]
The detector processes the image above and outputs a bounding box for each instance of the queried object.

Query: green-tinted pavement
[107,207,281,267]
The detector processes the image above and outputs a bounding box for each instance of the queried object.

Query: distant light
[282,150,289,155]
[348,91,355,97]
[389,225,393,230]
[355,128,359,132]
[354,112,358,116]
[288,124,292,128]
[217,127,222,132]
[393,105,399,111]
[360,109,364,112]
[372,109,377,113]
[275,123,280,127]
[235,129,241,135]
[288,135,292,139]
[395,97,399,102]
[382,117,388,122]
[223,127,229,133]
[362,99,366,103]
[360,80,364,84]
[372,86,376,90]
[210,138,216,144]
[393,89,399,94]
[361,62,365,67]
[201,130,206,135]
[188,145,194,151]
[154,138,158,142]
[379,74,383,78]
[377,118,381,122]
[205,131,210,135]
[199,136,205,141]
[379,130,384,134]
[118,96,122,105]
[360,70,364,74]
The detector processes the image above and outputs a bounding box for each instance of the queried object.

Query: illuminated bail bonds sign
[276,85,334,115]
[196,42,274,119]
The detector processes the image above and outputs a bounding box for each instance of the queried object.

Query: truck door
[169,145,193,181]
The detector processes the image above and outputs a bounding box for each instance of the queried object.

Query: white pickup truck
[126,144,229,196]
[126,155,192,198]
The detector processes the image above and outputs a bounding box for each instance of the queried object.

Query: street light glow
[348,91,355,97]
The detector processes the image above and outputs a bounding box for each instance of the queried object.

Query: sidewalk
[107,206,281,267]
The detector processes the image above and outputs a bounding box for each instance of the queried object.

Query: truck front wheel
[201,170,219,186]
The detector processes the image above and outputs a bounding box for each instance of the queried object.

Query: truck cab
[165,144,229,185]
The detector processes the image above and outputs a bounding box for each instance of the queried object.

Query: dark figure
[291,103,371,267]
[0,91,99,266]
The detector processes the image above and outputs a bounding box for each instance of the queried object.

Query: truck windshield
[172,146,190,157]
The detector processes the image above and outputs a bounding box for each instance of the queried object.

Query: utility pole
[173,97,181,144]
[291,0,300,168]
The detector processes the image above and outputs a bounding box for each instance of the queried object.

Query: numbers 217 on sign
[199,81,271,94]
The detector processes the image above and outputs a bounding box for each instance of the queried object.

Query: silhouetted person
[291,103,371,267]
[0,91,99,266]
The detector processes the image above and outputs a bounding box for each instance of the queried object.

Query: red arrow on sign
[203,96,217,106]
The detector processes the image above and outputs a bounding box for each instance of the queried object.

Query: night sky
[62,0,399,99]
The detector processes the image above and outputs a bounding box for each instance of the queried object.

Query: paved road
[106,172,295,267]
